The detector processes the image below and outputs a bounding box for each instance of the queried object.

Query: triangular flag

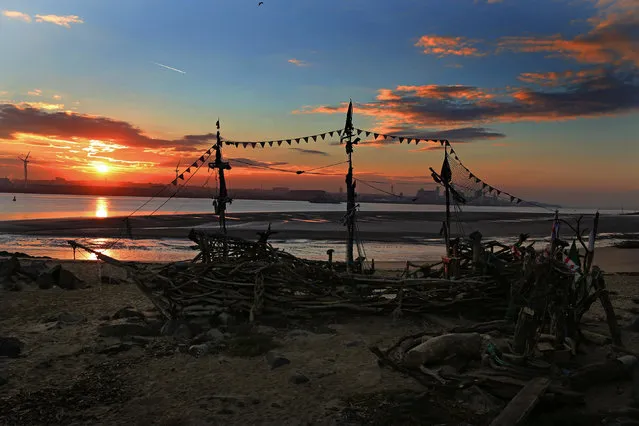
[510,196,515,203]
[191,162,198,168]
[206,149,212,155]
[312,135,317,142]
[516,198,522,204]
[488,186,494,193]
[329,131,334,137]
[390,136,396,140]
[260,142,265,147]
[268,141,273,146]
[383,135,388,140]
[250,143,255,148]
[439,140,444,146]
[450,148,455,154]
[277,141,283,146]
[357,129,362,135]
[321,134,326,140]
[365,131,371,137]
[295,138,300,143]
[482,183,488,189]
[199,156,205,162]
[287,140,292,145]
[242,143,248,148]
[185,167,191,173]
[415,139,420,145]
[407,138,412,144]
[399,137,404,143]
[496,190,501,195]
[179,174,185,180]
[304,137,309,142]
[171,179,177,186]
[337,129,342,136]
[234,143,239,147]
[445,140,450,146]
[373,133,379,139]
[475,177,481,183]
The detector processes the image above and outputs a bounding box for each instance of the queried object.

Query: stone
[0,337,24,358]
[265,351,290,369]
[19,261,49,280]
[0,256,20,282]
[404,333,482,368]
[345,340,364,348]
[97,342,133,355]
[55,312,87,325]
[112,306,145,321]
[57,268,87,290]
[97,321,158,338]
[36,273,55,289]
[289,371,310,384]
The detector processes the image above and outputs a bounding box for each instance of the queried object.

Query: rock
[266,351,290,369]
[112,306,145,321]
[19,261,49,280]
[36,273,55,289]
[0,337,24,358]
[345,340,364,348]
[97,342,133,355]
[404,333,482,368]
[57,267,87,290]
[289,371,310,384]
[53,312,87,325]
[0,256,20,282]
[271,402,283,408]
[97,321,158,338]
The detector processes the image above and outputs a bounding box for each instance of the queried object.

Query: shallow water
[0,193,624,221]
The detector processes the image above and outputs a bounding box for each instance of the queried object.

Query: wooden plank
[489,377,551,426]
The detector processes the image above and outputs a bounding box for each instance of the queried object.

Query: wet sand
[1,211,638,242]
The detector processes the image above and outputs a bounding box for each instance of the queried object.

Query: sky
[0,0,638,208]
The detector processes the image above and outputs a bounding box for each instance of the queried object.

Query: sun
[94,162,110,174]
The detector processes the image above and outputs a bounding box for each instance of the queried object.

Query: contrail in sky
[152,62,186,74]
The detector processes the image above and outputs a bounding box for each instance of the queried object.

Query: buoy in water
[12,196,16,202]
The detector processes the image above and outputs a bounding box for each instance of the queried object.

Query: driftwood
[489,377,551,426]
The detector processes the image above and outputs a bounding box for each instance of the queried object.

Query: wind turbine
[18,152,31,188]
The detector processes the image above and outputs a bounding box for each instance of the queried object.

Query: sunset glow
[95,197,108,218]
[0,0,637,208]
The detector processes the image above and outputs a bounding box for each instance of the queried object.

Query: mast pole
[209,119,232,234]
[343,100,357,272]
[443,146,451,257]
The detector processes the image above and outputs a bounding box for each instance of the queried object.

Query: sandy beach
[2,257,639,425]
[1,211,638,242]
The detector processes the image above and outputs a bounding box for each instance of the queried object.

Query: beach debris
[404,333,483,368]
[0,337,24,358]
[266,351,290,369]
[488,377,551,426]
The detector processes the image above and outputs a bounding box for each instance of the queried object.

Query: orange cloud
[19,102,64,110]
[498,1,639,66]
[517,68,606,86]
[288,58,308,67]
[415,35,484,57]
[35,14,84,28]
[27,89,42,96]
[2,10,31,22]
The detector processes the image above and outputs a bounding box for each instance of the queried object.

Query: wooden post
[584,211,599,274]
[210,121,231,235]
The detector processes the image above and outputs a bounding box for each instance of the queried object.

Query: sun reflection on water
[95,197,109,218]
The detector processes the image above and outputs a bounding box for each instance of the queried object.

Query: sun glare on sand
[94,162,110,174]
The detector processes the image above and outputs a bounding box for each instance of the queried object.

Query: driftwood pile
[370,214,630,425]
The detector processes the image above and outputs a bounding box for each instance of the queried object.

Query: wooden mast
[343,100,358,272]
[209,119,232,234]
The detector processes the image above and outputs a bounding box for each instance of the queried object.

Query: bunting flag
[439,140,445,146]
[304,137,309,142]
[365,131,371,137]
[337,130,342,136]
[268,141,273,146]
[199,156,205,162]
[357,129,362,135]
[482,183,488,189]
[475,177,481,183]
[191,162,198,168]
[415,140,420,145]
[374,133,379,139]
[260,142,265,147]
[312,136,317,142]
[235,143,239,147]
[568,240,581,269]
[179,174,185,180]
[277,141,283,146]
[251,143,256,148]
[185,167,191,174]
[287,140,292,145]
[321,134,326,140]
[243,143,248,148]
[510,196,515,203]
[206,150,211,155]
[171,179,177,186]
[399,137,404,143]
[329,131,334,137]
[295,138,300,143]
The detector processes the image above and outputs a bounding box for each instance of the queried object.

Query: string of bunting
[352,128,449,146]
[223,130,344,148]
[445,141,523,205]
[170,144,216,186]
